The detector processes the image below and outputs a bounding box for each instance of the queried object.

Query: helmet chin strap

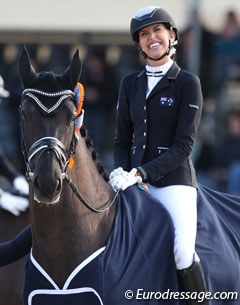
[140,40,177,62]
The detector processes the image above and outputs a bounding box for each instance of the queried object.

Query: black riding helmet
[130,6,179,44]
[131,6,179,62]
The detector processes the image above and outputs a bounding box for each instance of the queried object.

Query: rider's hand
[13,175,29,196]
[109,168,142,191]
[109,167,125,179]
[0,191,29,216]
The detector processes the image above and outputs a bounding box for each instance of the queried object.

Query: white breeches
[147,184,197,270]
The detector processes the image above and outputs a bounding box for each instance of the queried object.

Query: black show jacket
[114,62,203,187]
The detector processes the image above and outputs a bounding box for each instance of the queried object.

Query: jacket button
[144,106,146,110]
[143,145,146,149]
[144,119,147,123]
[144,132,146,136]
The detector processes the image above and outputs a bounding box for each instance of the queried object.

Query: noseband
[20,88,118,213]
[27,137,68,181]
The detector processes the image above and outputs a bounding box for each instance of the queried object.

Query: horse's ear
[19,46,37,88]
[62,50,82,90]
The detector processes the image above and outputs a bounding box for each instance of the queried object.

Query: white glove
[109,167,124,179]
[0,192,29,216]
[13,175,29,195]
[109,168,142,191]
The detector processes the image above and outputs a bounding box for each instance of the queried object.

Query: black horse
[18,47,179,305]
[0,47,240,305]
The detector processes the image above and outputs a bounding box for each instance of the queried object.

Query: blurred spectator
[0,146,29,196]
[213,11,240,87]
[0,45,23,170]
[0,75,10,98]
[0,166,29,216]
[177,20,216,99]
[81,48,117,168]
[214,109,240,194]
[221,11,240,40]
[193,99,218,189]
[0,74,29,216]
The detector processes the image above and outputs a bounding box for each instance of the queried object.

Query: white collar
[146,59,174,76]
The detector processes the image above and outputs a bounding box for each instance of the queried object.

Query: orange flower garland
[68,82,85,169]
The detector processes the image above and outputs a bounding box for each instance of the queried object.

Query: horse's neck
[30,136,116,287]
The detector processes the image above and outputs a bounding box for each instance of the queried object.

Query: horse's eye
[67,111,77,124]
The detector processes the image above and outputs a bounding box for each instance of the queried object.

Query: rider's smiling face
[138,23,175,66]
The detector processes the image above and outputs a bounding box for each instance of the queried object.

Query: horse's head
[19,46,82,204]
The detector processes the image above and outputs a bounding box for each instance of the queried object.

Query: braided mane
[80,125,109,182]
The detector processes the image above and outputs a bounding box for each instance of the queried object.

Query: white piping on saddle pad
[30,246,106,290]
[28,287,104,305]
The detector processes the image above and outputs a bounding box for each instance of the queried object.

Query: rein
[65,174,119,213]
[21,87,118,213]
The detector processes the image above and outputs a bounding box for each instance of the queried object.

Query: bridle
[20,88,118,213]
[20,88,77,182]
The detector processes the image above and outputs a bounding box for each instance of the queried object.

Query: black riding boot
[177,253,210,305]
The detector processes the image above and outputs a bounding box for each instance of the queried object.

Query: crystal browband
[22,89,75,114]
[22,88,74,97]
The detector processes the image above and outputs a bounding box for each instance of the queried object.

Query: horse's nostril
[32,173,62,198]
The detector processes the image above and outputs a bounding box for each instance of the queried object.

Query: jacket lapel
[147,62,181,99]
[133,71,147,108]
